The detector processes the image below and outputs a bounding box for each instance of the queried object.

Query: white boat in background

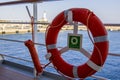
[0,0,120,80]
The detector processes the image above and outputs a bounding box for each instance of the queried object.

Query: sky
[0,0,120,24]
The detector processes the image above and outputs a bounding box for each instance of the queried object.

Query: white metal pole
[33,2,38,78]
[33,3,38,43]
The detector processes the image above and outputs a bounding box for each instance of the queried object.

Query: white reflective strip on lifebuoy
[94,35,108,43]
[64,10,73,24]
[47,44,56,50]
[86,60,102,71]
[73,66,79,78]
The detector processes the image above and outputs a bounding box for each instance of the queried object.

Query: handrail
[0,38,46,46]
[0,54,32,63]
[0,38,63,48]
[0,0,61,6]
[109,53,120,56]
[0,53,54,68]
[0,21,49,25]
[1,21,120,26]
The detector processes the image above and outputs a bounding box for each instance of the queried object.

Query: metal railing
[0,1,119,79]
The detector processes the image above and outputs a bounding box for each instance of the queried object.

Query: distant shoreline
[0,24,120,35]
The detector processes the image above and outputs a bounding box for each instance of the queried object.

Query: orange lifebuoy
[25,40,43,75]
[46,8,109,78]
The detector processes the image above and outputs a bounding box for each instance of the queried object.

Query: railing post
[33,2,39,78]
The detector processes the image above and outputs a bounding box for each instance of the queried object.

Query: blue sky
[0,0,120,23]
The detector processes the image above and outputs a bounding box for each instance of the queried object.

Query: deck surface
[0,66,34,80]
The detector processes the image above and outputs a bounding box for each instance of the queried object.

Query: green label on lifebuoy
[68,35,81,49]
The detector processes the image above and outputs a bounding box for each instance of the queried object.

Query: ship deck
[0,60,66,80]
[0,66,33,80]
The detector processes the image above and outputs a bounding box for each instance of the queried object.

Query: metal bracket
[0,54,4,64]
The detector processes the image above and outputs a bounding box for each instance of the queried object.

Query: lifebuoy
[46,8,109,78]
[24,40,43,75]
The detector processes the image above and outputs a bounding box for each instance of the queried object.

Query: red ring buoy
[46,8,109,78]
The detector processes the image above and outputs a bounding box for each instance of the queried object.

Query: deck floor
[0,66,34,80]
